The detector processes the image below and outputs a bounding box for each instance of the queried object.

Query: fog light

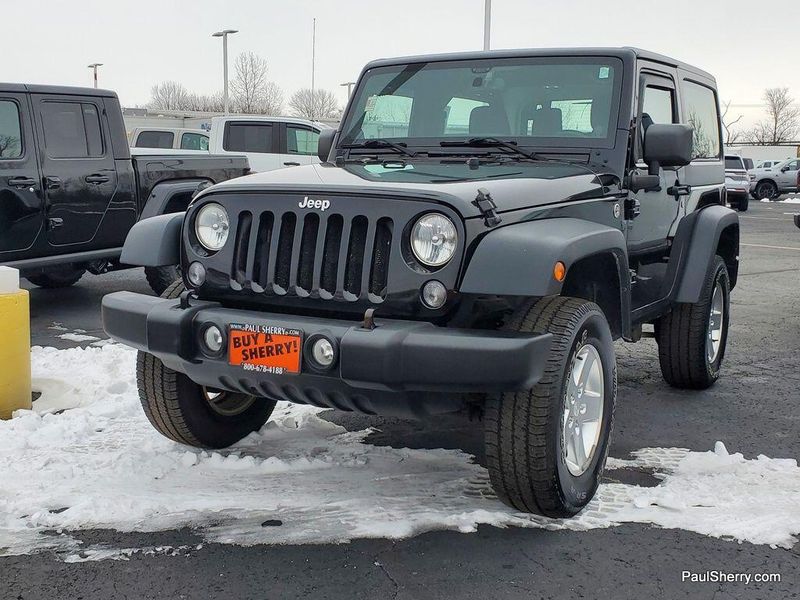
[203,325,224,354]
[312,337,335,368]
[187,261,206,287]
[421,280,447,309]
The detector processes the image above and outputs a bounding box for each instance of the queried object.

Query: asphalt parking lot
[3,200,800,600]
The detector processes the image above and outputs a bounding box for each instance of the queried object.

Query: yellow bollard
[0,267,31,419]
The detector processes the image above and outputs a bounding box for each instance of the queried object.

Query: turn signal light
[553,261,566,282]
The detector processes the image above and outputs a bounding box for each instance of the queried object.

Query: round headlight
[410,213,457,267]
[195,203,230,251]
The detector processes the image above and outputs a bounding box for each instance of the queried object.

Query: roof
[210,115,334,129]
[0,83,118,98]
[362,47,715,82]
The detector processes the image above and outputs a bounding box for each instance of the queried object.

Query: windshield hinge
[473,188,502,227]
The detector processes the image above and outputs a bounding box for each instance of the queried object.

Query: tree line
[723,87,799,145]
[148,51,341,120]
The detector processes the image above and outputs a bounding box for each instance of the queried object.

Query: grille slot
[229,208,394,302]
[274,213,296,293]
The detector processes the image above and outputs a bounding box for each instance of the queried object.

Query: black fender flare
[460,218,629,297]
[140,179,212,220]
[672,204,739,303]
[120,212,184,267]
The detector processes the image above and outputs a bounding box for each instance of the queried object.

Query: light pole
[340,81,356,97]
[87,63,103,88]
[483,0,491,50]
[212,29,238,114]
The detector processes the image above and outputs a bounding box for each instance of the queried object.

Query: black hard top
[362,47,715,82]
[0,82,118,98]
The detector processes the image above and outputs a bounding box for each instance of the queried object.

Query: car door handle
[283,161,301,167]
[7,176,37,188]
[85,174,110,184]
[44,176,61,190]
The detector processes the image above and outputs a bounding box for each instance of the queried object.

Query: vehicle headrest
[532,107,563,136]
[469,105,510,136]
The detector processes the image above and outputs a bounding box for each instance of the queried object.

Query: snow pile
[0,345,798,561]
[760,196,800,204]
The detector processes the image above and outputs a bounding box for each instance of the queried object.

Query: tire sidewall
[704,260,731,379]
[175,374,275,448]
[553,309,616,511]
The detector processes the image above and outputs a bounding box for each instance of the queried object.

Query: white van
[207,116,331,172]
[130,127,210,151]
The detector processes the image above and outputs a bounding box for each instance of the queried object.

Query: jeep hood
[204,160,617,218]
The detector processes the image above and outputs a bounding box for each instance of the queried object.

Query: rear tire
[136,280,276,448]
[734,194,749,212]
[26,267,85,288]
[144,265,181,296]
[656,255,730,389]
[484,297,617,517]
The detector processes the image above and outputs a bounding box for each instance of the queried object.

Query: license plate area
[228,323,302,375]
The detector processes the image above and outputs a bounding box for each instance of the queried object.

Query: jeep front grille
[230,209,394,302]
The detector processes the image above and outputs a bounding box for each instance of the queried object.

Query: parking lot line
[741,243,800,251]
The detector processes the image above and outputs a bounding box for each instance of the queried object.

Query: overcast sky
[3,0,798,127]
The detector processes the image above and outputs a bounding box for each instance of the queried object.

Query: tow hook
[179,289,197,309]
[362,308,377,330]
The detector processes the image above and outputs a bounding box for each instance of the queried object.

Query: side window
[286,126,319,155]
[0,100,23,158]
[362,95,413,139]
[444,97,489,136]
[136,130,175,149]
[180,132,209,151]
[41,101,104,158]
[682,81,721,160]
[642,86,675,125]
[786,160,799,170]
[224,123,274,153]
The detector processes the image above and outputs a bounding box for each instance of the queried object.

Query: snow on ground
[0,345,798,562]
[761,196,800,204]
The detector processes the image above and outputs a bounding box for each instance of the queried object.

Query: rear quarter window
[0,100,22,158]
[136,130,175,149]
[681,80,721,160]
[224,123,274,153]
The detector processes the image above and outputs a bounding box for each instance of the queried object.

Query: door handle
[45,176,61,190]
[7,176,37,188]
[85,174,110,184]
[283,161,301,167]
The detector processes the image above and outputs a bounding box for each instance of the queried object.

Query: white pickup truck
[207,116,332,173]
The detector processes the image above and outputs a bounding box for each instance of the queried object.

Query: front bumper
[102,292,552,416]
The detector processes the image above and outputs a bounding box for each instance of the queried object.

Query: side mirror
[643,123,694,176]
[317,129,337,162]
[780,166,790,172]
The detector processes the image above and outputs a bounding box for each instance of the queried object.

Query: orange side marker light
[553,261,566,282]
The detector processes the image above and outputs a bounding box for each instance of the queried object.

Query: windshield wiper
[440,137,542,160]
[343,138,418,157]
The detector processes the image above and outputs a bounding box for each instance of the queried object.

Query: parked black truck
[0,84,248,293]
[103,48,739,517]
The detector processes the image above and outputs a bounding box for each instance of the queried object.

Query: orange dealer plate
[228,323,302,375]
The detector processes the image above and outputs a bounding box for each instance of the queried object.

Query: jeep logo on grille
[298,197,330,211]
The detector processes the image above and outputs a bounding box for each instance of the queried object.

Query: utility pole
[212,29,238,114]
[483,0,492,51]
[340,81,356,97]
[311,18,316,121]
[87,63,103,88]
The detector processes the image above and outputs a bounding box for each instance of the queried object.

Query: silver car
[725,154,751,211]
[750,158,800,200]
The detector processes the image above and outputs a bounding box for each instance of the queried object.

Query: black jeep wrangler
[103,48,739,517]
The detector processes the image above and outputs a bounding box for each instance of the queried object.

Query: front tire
[656,255,730,389]
[484,297,617,517]
[144,265,181,296]
[754,180,778,200]
[136,281,276,448]
[734,194,749,212]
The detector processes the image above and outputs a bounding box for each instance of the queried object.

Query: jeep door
[626,71,681,253]
[279,123,321,167]
[31,94,119,247]
[0,92,43,258]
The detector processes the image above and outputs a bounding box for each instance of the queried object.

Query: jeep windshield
[339,56,623,154]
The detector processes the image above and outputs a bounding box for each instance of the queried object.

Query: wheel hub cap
[707,282,724,364]
[562,344,605,477]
